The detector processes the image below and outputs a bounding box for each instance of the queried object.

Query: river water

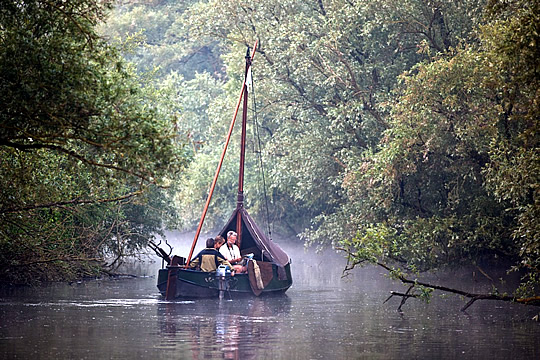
[1,240,539,359]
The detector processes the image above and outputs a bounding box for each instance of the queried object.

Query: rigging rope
[184,42,258,267]
[250,69,273,239]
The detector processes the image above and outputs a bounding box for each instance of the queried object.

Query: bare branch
[337,246,540,311]
[17,256,102,266]
[0,190,143,214]
[0,139,159,185]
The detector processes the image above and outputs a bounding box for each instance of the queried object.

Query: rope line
[250,69,273,239]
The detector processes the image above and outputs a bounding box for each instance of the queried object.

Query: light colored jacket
[220,243,241,262]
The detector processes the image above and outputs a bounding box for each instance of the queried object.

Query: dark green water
[1,243,539,359]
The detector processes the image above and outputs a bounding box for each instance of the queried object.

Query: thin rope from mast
[250,68,273,239]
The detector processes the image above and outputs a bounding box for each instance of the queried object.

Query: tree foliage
[101,0,223,80]
[177,0,487,236]
[339,0,539,298]
[25,0,537,302]
[170,0,538,299]
[0,0,188,284]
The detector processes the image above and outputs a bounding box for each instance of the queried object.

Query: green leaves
[85,0,539,300]
[334,0,539,297]
[0,0,188,284]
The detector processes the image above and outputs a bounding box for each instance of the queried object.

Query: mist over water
[1,230,539,359]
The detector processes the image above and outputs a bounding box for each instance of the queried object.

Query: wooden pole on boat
[236,47,252,249]
[184,41,258,267]
[165,255,182,300]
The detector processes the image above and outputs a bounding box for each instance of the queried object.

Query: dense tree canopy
[175,0,490,235]
[152,0,537,299]
[338,0,538,297]
[102,0,223,80]
[0,0,188,283]
[2,0,538,303]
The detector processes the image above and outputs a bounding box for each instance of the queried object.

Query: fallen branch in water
[101,270,138,278]
[374,261,538,312]
[338,247,540,312]
[383,285,420,312]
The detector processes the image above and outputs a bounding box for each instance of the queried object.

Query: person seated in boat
[189,237,233,273]
[214,235,226,250]
[219,231,246,273]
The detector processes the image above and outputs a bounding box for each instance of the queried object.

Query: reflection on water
[0,243,539,359]
[156,297,291,359]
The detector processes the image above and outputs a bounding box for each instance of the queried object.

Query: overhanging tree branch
[0,190,143,214]
[0,138,159,185]
[16,256,102,266]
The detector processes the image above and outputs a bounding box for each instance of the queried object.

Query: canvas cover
[218,208,290,267]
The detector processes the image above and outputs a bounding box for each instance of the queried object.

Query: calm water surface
[1,244,539,359]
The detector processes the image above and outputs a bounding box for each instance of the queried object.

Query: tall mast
[184,43,257,267]
[236,47,252,248]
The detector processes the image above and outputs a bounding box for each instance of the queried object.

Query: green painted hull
[157,263,292,299]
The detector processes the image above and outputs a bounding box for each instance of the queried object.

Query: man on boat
[189,238,233,273]
[220,231,246,273]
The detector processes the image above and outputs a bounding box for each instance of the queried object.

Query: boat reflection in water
[156,296,292,359]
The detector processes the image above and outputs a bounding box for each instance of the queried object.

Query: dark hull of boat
[157,263,292,299]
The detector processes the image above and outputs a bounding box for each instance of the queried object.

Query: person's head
[206,237,215,248]
[227,231,237,244]
[214,235,225,249]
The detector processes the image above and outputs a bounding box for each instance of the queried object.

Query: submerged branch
[379,260,540,311]
[383,285,420,312]
[338,247,540,311]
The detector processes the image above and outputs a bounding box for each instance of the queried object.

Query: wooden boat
[152,43,293,299]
